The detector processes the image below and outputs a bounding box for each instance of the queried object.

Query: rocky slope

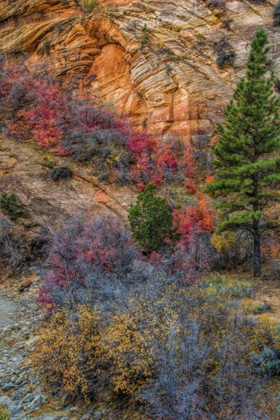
[0,136,133,419]
[0,136,133,233]
[1,0,279,141]
[0,273,103,419]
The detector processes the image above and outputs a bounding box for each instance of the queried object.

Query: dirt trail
[254,279,280,322]
[0,275,83,419]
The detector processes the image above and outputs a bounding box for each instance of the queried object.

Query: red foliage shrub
[127,134,196,191]
[38,216,142,307]
[19,83,70,150]
[169,198,217,282]
[0,57,198,192]
[174,197,216,240]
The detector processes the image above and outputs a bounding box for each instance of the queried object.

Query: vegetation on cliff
[206,30,280,277]
[0,28,280,420]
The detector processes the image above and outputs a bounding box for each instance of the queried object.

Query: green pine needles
[205,30,280,277]
[0,193,21,220]
[128,183,176,254]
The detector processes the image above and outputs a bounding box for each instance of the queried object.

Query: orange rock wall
[1,0,280,142]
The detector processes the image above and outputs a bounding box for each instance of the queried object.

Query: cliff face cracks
[1,0,280,141]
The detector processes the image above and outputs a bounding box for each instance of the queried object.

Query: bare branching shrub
[0,217,29,272]
[36,280,279,418]
[35,217,279,418]
[212,230,253,269]
[0,216,49,273]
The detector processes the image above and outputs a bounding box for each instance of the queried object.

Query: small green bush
[81,0,96,14]
[274,3,280,26]
[206,273,225,286]
[216,49,235,69]
[204,275,253,298]
[252,302,272,315]
[43,40,51,56]
[0,193,21,220]
[214,37,235,70]
[252,348,280,377]
[0,406,9,420]
[226,282,253,298]
[50,167,72,181]
[43,156,55,168]
[206,0,225,7]
[137,24,151,46]
[128,183,178,253]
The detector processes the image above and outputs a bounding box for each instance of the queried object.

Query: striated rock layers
[1,0,280,142]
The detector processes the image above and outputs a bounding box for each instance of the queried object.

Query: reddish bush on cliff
[146,198,216,283]
[19,82,71,150]
[0,57,197,191]
[127,132,157,188]
[127,134,196,191]
[168,198,217,282]
[0,59,70,151]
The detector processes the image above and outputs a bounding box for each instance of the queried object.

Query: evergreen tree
[205,30,280,277]
[128,183,176,254]
[0,193,21,220]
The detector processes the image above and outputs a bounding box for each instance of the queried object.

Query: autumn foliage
[2,55,280,419]
[173,197,216,241]
[33,213,279,418]
[38,216,142,307]
[0,57,196,191]
[36,265,280,419]
[128,135,196,191]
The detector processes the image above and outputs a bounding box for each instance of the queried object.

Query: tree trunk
[253,218,261,277]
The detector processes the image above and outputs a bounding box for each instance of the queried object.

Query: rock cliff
[1,0,280,141]
[0,136,132,232]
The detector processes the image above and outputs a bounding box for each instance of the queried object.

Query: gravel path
[0,275,96,420]
[0,297,18,328]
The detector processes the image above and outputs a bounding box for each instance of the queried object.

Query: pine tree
[205,30,280,277]
[128,183,176,254]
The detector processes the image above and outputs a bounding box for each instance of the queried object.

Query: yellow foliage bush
[102,308,156,394]
[0,407,9,420]
[211,231,237,253]
[246,314,280,354]
[34,284,280,418]
[82,0,96,14]
[36,306,102,399]
[211,230,253,269]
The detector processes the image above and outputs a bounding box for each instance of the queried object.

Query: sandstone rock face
[0,137,132,232]
[1,0,280,141]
